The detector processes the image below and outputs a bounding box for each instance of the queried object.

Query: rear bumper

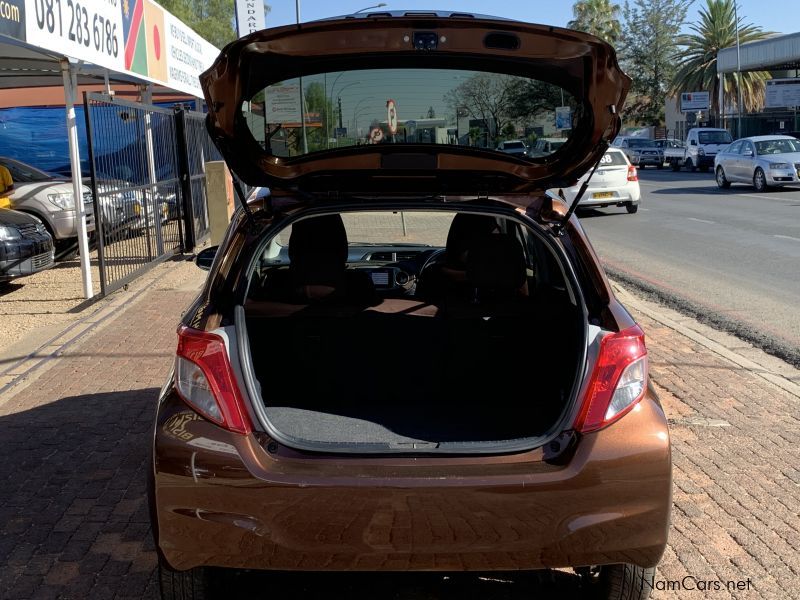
[151,388,672,573]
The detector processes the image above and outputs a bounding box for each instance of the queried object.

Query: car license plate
[593,191,614,199]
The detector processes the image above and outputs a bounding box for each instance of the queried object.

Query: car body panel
[714,135,800,187]
[152,385,671,572]
[201,15,631,194]
[560,149,640,208]
[0,208,54,280]
[6,181,95,240]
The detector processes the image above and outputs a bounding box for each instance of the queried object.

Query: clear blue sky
[266,1,800,36]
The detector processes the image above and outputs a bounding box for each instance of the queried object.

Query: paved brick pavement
[0,258,798,599]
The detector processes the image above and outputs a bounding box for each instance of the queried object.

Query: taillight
[175,325,252,434]
[574,325,648,433]
[627,165,638,181]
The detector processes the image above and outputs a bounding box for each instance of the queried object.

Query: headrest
[466,234,527,291]
[288,214,348,286]
[445,214,500,268]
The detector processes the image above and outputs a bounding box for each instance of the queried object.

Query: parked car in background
[0,157,95,260]
[714,135,800,192]
[611,136,663,168]
[0,208,54,282]
[663,127,733,172]
[495,139,529,157]
[527,137,566,157]
[559,147,641,213]
[149,14,671,600]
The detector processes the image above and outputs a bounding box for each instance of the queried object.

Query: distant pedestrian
[0,164,14,209]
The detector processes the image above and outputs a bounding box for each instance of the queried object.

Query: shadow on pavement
[0,389,595,599]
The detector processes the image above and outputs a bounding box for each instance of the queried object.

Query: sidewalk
[0,259,797,599]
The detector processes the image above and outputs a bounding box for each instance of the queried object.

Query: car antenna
[554,142,609,235]
[231,176,258,230]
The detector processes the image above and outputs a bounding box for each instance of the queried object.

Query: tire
[753,168,769,192]
[158,558,212,600]
[596,563,656,600]
[670,160,680,172]
[715,166,731,189]
[656,163,664,170]
[699,165,710,173]
[685,158,697,172]
[626,203,639,214]
[54,239,79,261]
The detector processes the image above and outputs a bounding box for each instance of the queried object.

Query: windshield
[0,158,52,182]
[503,142,526,149]
[243,68,576,159]
[755,138,800,155]
[698,131,733,144]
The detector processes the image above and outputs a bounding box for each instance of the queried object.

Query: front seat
[416,213,500,303]
[262,214,376,306]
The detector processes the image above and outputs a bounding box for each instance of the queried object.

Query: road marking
[774,234,800,242]
[687,217,716,224]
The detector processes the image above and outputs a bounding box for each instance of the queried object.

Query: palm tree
[671,0,772,119]
[568,0,622,44]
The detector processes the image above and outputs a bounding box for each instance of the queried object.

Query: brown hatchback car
[149,12,671,600]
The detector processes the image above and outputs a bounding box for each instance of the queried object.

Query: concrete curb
[611,279,800,400]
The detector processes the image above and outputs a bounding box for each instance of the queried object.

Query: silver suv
[1,157,95,259]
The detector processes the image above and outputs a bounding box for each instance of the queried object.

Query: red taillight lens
[175,325,252,435]
[575,325,648,433]
[627,165,638,181]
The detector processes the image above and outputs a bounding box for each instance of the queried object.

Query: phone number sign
[17,0,217,96]
[25,0,122,71]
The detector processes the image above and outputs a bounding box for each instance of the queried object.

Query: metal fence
[175,109,222,250]
[84,93,220,298]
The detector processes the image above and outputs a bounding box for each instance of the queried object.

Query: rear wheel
[656,162,664,170]
[593,563,656,600]
[670,160,680,172]
[626,203,639,214]
[753,168,769,192]
[685,158,696,172]
[715,166,731,189]
[158,558,212,600]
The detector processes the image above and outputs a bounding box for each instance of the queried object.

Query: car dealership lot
[0,211,798,599]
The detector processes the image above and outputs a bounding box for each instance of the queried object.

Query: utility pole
[296,0,308,153]
[734,0,743,138]
[338,97,343,129]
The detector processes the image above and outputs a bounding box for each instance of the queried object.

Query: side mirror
[195,246,218,271]
[743,149,753,157]
[690,139,697,146]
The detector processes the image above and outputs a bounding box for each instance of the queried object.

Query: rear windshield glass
[755,138,800,155]
[626,139,652,148]
[698,131,733,144]
[599,151,628,166]
[242,68,576,160]
[503,142,526,149]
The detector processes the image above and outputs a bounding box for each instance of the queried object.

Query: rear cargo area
[244,294,582,449]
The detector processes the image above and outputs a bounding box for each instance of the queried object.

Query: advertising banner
[264,84,302,123]
[235,0,264,38]
[555,106,571,130]
[765,78,800,108]
[0,0,25,40]
[13,0,217,97]
[680,92,709,112]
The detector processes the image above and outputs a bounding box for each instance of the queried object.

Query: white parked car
[558,147,641,214]
[714,135,800,192]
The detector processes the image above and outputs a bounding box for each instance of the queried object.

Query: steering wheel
[418,248,447,278]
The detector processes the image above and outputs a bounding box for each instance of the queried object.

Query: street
[579,168,800,366]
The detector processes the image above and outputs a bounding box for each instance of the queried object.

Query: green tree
[158,0,270,49]
[619,0,691,125]
[302,81,335,151]
[444,73,517,146]
[568,0,622,44]
[671,0,772,119]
